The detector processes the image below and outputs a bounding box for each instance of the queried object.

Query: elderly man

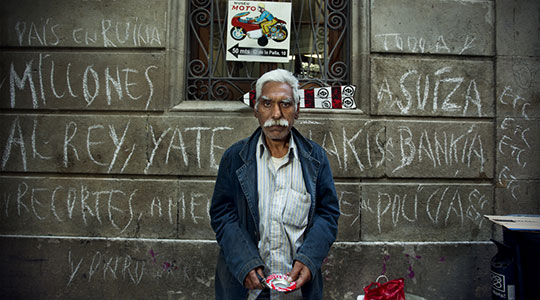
[210,69,340,300]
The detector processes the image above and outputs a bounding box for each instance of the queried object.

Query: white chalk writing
[361,185,490,233]
[376,66,484,116]
[389,124,487,174]
[374,33,476,55]
[1,179,212,233]
[1,116,490,177]
[66,247,213,287]
[14,17,162,47]
[1,117,235,173]
[3,53,158,110]
[497,85,534,201]
[305,121,488,175]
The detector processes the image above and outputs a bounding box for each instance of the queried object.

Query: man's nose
[271,103,282,119]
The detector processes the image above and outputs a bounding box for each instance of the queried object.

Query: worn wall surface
[0,0,538,299]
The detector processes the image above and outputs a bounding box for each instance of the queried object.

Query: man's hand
[244,267,266,290]
[288,261,312,290]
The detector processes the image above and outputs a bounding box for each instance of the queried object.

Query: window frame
[169,0,367,114]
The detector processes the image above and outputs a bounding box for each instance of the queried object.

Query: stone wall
[0,0,538,299]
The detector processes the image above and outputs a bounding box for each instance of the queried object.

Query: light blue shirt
[248,134,309,300]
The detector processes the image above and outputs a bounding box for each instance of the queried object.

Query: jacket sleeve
[210,148,264,285]
[294,148,340,276]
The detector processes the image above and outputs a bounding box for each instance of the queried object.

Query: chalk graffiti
[145,125,233,173]
[0,179,212,232]
[498,86,531,120]
[3,53,159,109]
[375,66,485,116]
[308,123,385,172]
[67,250,145,286]
[66,247,213,287]
[13,17,162,47]
[361,185,490,233]
[497,85,534,201]
[389,124,487,174]
[374,33,476,54]
[1,116,491,177]
[333,183,490,235]
[0,117,233,173]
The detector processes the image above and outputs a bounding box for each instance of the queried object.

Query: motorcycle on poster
[226,1,291,63]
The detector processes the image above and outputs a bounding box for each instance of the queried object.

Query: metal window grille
[186,0,351,101]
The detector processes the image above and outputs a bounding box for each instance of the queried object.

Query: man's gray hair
[255,69,299,111]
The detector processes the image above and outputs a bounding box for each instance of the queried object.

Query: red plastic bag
[363,275,405,300]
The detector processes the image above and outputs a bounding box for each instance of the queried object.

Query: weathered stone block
[0,0,167,48]
[1,114,498,180]
[0,114,148,174]
[361,183,493,241]
[371,0,494,56]
[324,242,495,299]
[0,113,391,178]
[0,52,166,111]
[0,237,495,300]
[141,115,257,176]
[371,57,494,117]
[0,114,260,176]
[335,182,362,242]
[0,176,218,239]
[295,118,386,178]
[496,57,540,119]
[496,117,539,180]
[495,56,539,215]
[495,180,540,214]
[0,237,218,299]
[175,180,215,239]
[385,120,494,178]
[496,0,540,57]
[0,175,365,241]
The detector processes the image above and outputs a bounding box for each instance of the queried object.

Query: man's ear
[294,103,300,119]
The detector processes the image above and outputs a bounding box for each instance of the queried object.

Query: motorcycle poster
[226,1,291,63]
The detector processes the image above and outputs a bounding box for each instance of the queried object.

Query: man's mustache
[263,119,289,127]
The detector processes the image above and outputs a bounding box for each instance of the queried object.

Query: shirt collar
[257,133,297,159]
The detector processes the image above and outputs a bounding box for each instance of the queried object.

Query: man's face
[254,81,299,143]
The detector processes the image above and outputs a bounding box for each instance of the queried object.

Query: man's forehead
[261,95,292,101]
[261,81,292,93]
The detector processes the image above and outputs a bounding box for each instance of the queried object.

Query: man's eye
[281,102,291,108]
[263,101,272,107]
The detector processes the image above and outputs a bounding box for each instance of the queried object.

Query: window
[185,0,351,101]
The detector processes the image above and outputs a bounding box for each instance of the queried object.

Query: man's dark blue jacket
[210,127,340,300]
